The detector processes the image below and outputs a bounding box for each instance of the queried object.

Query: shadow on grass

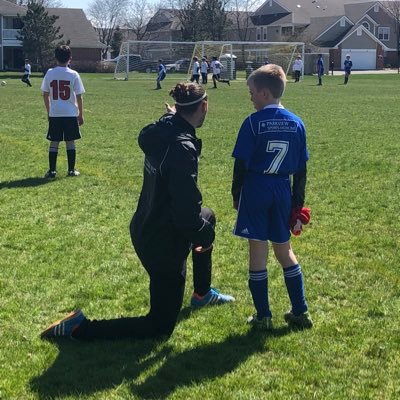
[30,320,291,399]
[131,327,291,399]
[0,177,53,189]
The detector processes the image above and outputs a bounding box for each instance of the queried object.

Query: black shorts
[46,117,81,142]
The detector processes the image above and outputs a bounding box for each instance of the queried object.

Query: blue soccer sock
[283,264,308,316]
[248,269,272,319]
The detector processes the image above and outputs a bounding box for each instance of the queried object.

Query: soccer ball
[1,81,6,86]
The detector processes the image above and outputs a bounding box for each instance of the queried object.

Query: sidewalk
[329,69,399,75]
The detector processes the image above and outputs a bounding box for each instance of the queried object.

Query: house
[247,0,399,69]
[143,1,399,70]
[0,0,104,71]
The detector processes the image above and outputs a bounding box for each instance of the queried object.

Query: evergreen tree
[110,26,124,58]
[17,1,63,73]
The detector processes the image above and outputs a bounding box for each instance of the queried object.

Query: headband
[175,92,207,107]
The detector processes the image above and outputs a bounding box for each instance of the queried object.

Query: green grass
[1,71,399,400]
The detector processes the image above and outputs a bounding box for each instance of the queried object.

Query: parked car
[175,59,191,72]
[165,63,177,72]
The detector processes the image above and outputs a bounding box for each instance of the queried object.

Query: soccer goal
[114,40,196,80]
[114,40,304,81]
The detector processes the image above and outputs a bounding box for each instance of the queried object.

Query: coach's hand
[78,115,84,126]
[165,103,176,114]
[194,244,213,253]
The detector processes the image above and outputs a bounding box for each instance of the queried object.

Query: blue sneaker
[191,288,235,308]
[40,309,86,339]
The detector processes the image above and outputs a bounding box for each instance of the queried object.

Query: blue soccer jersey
[232,105,308,176]
[232,105,309,242]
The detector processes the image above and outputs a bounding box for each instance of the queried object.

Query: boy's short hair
[247,64,286,99]
[55,45,72,64]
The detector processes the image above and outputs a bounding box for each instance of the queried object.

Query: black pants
[201,72,208,84]
[21,74,32,87]
[73,207,215,340]
[190,74,200,84]
[294,70,301,82]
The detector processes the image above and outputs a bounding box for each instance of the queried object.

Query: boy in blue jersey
[231,64,312,330]
[343,54,353,85]
[156,59,166,90]
[316,54,324,85]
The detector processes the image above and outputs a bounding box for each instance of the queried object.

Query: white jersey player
[40,45,85,178]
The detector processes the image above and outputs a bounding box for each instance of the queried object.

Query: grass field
[0,70,399,400]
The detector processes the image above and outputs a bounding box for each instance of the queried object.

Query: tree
[17,1,63,72]
[384,0,400,73]
[16,0,64,7]
[177,0,230,41]
[177,0,203,41]
[110,26,124,57]
[124,0,153,41]
[230,0,261,42]
[87,0,130,58]
[201,0,229,40]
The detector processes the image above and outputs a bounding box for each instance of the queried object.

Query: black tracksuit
[74,113,215,340]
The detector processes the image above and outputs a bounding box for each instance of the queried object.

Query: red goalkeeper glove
[290,207,311,236]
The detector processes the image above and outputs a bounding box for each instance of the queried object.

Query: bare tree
[230,0,260,41]
[87,0,130,58]
[16,0,64,6]
[384,0,400,73]
[124,0,153,41]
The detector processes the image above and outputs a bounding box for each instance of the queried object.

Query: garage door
[341,49,376,70]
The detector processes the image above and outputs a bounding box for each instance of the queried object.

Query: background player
[190,56,200,84]
[344,54,353,85]
[200,57,209,84]
[156,59,166,90]
[231,64,312,330]
[41,45,84,178]
[292,55,303,82]
[210,56,230,88]
[21,58,32,87]
[316,54,324,86]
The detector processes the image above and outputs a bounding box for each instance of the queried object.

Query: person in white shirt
[190,56,200,84]
[22,59,32,87]
[292,55,303,82]
[200,57,209,84]
[210,56,230,88]
[40,45,85,178]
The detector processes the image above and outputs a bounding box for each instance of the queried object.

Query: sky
[62,0,91,10]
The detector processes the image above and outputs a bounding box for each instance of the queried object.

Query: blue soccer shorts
[234,173,291,243]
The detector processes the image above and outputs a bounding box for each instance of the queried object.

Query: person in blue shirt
[343,54,353,85]
[231,64,312,330]
[156,59,166,90]
[316,54,324,85]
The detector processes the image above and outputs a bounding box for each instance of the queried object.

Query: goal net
[114,41,196,80]
[114,41,304,81]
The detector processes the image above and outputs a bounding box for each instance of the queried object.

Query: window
[282,27,292,36]
[357,27,362,36]
[3,17,23,29]
[378,27,390,41]
[374,4,379,12]
[362,21,370,30]
[340,17,346,27]
[256,27,261,41]
[263,27,267,40]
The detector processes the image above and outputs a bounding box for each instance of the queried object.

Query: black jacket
[131,113,215,254]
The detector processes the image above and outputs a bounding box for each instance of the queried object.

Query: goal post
[114,40,305,81]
